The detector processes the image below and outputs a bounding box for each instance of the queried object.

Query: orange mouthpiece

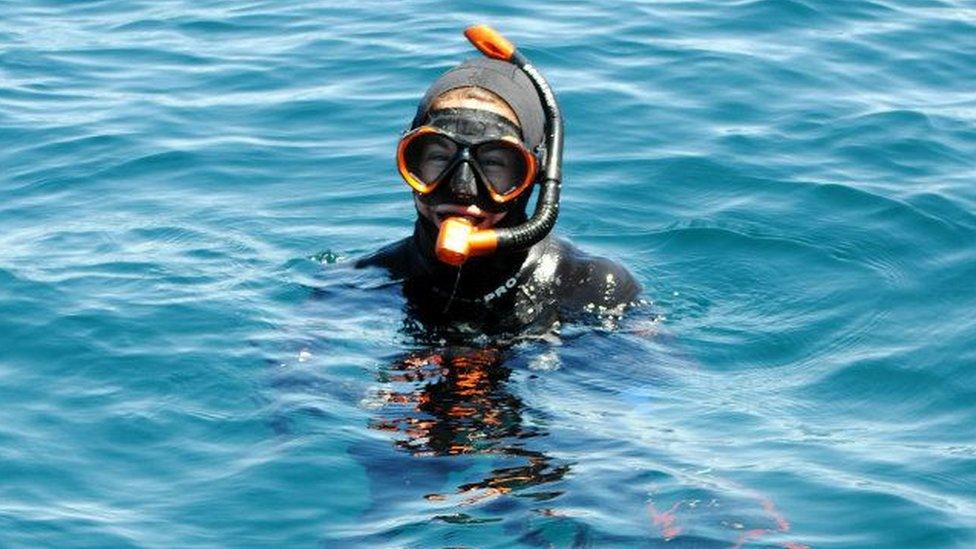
[435,217,498,266]
[464,25,516,61]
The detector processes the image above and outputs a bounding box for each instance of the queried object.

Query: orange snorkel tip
[435,217,498,267]
[464,25,516,61]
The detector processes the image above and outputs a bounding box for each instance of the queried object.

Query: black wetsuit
[356,217,641,337]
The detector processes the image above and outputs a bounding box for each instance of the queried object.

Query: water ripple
[2,0,975,547]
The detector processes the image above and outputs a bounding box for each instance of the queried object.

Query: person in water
[357,26,640,336]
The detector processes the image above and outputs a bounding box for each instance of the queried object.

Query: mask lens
[402,133,458,187]
[473,141,529,196]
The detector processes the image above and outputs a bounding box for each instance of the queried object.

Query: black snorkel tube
[434,25,563,266]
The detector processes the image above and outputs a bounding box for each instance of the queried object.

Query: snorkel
[434,25,563,267]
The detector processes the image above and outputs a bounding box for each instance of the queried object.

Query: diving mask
[397,108,538,204]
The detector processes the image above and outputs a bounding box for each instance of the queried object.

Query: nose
[448,159,478,202]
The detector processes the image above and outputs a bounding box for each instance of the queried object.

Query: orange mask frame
[396,126,538,204]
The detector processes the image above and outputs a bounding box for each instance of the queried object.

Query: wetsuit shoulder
[550,237,642,315]
[354,237,412,279]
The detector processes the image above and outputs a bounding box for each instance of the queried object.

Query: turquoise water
[2,0,975,546]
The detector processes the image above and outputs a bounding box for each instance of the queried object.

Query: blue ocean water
[2,0,975,546]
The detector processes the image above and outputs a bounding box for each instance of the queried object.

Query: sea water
[1,1,975,547]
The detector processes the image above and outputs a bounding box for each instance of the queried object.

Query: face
[411,95,526,231]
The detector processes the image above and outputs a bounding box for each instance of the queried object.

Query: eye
[424,150,451,162]
[474,142,528,193]
[418,136,457,163]
[403,133,458,183]
[477,148,512,168]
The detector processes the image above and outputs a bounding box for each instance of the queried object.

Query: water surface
[2,1,975,547]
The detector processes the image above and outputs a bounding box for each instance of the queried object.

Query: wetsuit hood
[411,57,546,151]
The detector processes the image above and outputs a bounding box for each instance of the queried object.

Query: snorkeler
[357,26,640,336]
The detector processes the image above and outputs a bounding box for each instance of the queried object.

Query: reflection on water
[369,346,569,505]
[344,311,810,546]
